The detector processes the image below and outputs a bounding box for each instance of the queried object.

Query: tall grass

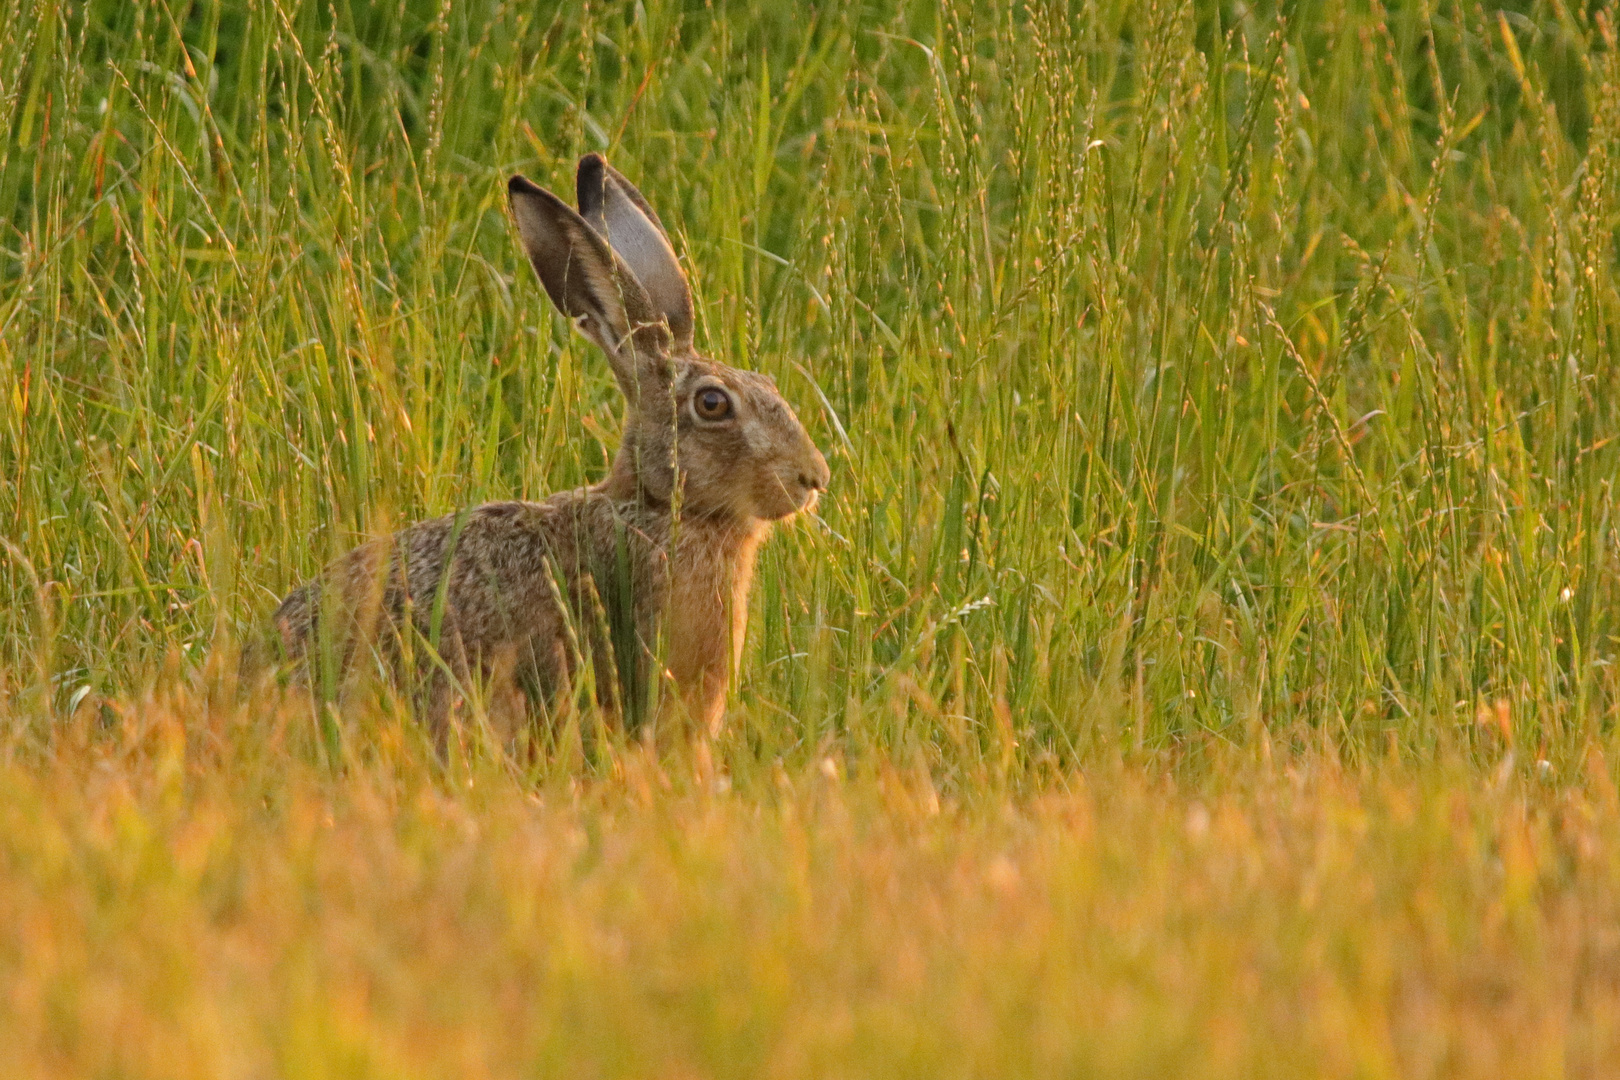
[3,0,1620,1072]
[4,0,1618,769]
[0,0,1613,757]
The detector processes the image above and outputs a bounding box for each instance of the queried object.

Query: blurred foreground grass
[7,680,1620,1077]
[4,0,1620,1072]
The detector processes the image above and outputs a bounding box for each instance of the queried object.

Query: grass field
[3,0,1620,1074]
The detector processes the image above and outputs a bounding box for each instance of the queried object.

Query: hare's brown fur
[271,156,829,734]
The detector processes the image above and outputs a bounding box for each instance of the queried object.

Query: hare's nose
[800,453,830,493]
[797,444,831,495]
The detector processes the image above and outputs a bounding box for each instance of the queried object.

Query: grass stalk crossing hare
[270,155,830,736]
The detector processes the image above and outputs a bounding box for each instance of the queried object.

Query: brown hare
[270,154,830,736]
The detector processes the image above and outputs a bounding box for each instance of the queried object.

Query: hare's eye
[694,387,733,421]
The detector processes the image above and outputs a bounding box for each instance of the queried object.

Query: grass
[9,692,1620,1077]
[2,0,1620,1073]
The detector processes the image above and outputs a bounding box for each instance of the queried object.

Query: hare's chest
[662,520,769,628]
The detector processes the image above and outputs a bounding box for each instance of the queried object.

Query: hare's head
[509,157,829,523]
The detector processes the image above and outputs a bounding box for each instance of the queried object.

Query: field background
[3,0,1620,1075]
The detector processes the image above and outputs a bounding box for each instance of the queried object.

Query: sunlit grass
[5,679,1620,1076]
[3,0,1620,1072]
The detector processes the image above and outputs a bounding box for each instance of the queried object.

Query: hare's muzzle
[793,445,831,512]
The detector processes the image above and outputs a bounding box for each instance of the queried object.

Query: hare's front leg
[660,561,735,734]
[663,627,729,735]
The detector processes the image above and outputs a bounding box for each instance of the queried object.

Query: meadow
[3,0,1620,1074]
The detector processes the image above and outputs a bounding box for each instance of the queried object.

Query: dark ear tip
[576,155,607,210]
[508,174,545,197]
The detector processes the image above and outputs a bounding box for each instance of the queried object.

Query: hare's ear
[508,174,670,391]
[576,154,694,350]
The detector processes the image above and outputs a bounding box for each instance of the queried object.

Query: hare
[269,154,830,736]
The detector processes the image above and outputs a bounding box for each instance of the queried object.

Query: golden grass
[2,674,1618,1078]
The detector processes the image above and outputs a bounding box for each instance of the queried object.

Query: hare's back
[273,490,667,666]
[430,492,667,644]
